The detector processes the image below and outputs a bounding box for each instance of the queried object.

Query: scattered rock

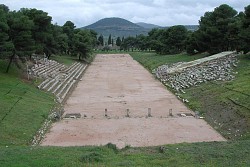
[153,52,238,92]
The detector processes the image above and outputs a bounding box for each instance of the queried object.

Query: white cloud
[1,0,249,27]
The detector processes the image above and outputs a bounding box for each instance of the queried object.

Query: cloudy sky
[1,0,249,27]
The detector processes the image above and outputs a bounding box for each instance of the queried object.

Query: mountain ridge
[135,22,162,29]
[82,17,198,38]
[83,17,148,38]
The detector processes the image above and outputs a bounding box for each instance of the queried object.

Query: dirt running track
[41,54,225,148]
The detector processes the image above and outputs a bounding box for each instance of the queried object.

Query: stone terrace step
[33,59,87,103]
[166,51,235,74]
[154,51,239,93]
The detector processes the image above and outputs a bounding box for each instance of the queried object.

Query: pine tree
[0,6,13,60]
[116,37,122,46]
[108,34,112,45]
[239,5,250,53]
[98,34,104,46]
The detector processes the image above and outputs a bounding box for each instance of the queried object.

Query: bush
[79,152,103,163]
[105,143,118,153]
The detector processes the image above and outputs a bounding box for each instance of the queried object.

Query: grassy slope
[1,53,250,166]
[130,52,208,71]
[51,55,76,66]
[182,54,250,140]
[0,60,55,146]
[0,141,249,166]
[130,52,250,140]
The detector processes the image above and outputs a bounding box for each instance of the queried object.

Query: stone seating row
[33,63,66,78]
[56,63,86,102]
[37,61,87,103]
[32,60,59,72]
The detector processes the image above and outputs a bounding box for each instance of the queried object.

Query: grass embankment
[130,52,208,71]
[0,60,56,146]
[0,53,96,147]
[130,52,250,140]
[51,54,76,66]
[0,141,249,166]
[182,54,250,140]
[1,53,250,166]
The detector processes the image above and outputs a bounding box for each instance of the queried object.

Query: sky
[1,0,249,28]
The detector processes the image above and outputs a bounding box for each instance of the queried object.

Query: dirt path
[41,54,225,148]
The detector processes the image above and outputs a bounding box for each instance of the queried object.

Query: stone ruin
[153,51,239,94]
[28,55,87,103]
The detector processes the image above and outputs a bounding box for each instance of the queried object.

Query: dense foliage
[118,4,250,55]
[0,4,97,72]
[188,4,240,54]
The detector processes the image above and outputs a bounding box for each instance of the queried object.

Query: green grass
[50,54,77,66]
[85,52,97,63]
[94,51,208,71]
[0,141,249,166]
[181,54,250,140]
[130,52,209,71]
[1,52,250,166]
[51,53,97,66]
[129,52,250,140]
[0,60,56,146]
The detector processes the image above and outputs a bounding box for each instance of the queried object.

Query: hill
[83,17,199,39]
[182,25,199,31]
[83,17,148,38]
[136,23,199,31]
[164,25,199,31]
[135,22,161,29]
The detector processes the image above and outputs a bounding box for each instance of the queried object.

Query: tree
[62,21,76,54]
[72,30,93,60]
[21,8,53,56]
[116,37,122,46]
[0,5,13,60]
[89,30,98,47]
[0,4,9,13]
[148,28,164,53]
[164,25,188,54]
[43,25,58,59]
[238,5,250,53]
[136,34,148,51]
[147,26,188,54]
[108,34,112,45]
[195,4,238,54]
[186,31,198,55]
[0,4,97,73]
[98,34,104,46]
[121,37,136,51]
[6,11,35,72]
[52,24,68,54]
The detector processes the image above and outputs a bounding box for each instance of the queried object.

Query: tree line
[0,4,97,73]
[116,4,250,55]
[1,4,249,73]
[97,34,123,47]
